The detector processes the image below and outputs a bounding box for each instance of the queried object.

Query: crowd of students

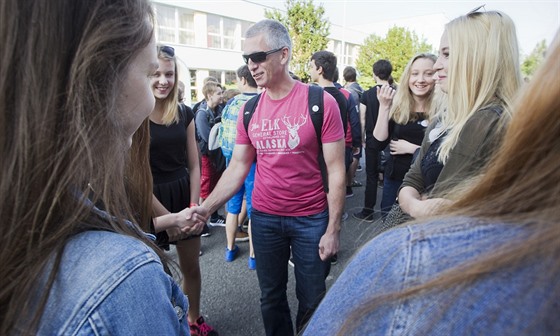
[2,1,558,335]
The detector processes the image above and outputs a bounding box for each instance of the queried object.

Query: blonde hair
[157,47,180,125]
[202,81,221,100]
[390,53,437,124]
[438,11,522,163]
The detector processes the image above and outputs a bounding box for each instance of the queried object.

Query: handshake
[154,204,211,241]
[174,205,210,236]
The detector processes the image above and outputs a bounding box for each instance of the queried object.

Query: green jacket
[401,105,506,198]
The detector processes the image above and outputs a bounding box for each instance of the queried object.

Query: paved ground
[167,162,385,335]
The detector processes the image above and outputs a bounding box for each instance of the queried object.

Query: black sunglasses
[159,45,175,57]
[242,47,284,64]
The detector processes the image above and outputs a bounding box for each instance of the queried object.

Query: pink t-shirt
[236,81,344,216]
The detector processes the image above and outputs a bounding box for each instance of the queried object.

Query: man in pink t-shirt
[192,19,346,335]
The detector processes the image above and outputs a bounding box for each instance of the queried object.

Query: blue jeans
[380,176,403,216]
[251,209,331,336]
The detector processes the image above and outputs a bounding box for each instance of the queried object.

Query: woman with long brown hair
[303,16,559,336]
[0,0,193,334]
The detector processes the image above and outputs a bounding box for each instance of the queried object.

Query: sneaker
[330,253,338,265]
[225,245,239,262]
[352,211,375,223]
[288,257,295,267]
[209,215,226,227]
[350,180,363,187]
[241,217,249,231]
[190,316,218,336]
[235,228,250,242]
[345,187,354,198]
[341,212,349,221]
[201,224,211,237]
[356,165,363,172]
[248,257,256,270]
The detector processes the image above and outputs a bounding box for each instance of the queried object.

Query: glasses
[242,47,285,64]
[158,45,175,57]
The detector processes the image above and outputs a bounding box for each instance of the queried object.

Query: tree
[521,39,547,80]
[355,26,432,89]
[265,0,330,82]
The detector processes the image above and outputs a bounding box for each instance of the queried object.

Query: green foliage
[521,39,547,80]
[265,0,330,82]
[355,26,432,89]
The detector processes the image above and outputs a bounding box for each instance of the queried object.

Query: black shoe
[350,180,363,187]
[352,211,375,222]
[201,224,211,237]
[345,186,354,198]
[330,253,338,265]
[209,214,226,227]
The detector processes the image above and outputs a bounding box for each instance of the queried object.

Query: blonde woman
[148,46,218,335]
[373,53,437,215]
[304,17,558,336]
[397,9,522,219]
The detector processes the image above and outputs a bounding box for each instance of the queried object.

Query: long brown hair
[337,30,560,335]
[125,119,154,231]
[0,0,163,333]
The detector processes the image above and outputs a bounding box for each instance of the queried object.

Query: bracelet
[189,202,199,207]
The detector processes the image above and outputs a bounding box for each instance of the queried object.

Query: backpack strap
[243,93,262,134]
[308,85,328,193]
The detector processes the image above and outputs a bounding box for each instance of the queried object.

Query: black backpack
[242,85,329,193]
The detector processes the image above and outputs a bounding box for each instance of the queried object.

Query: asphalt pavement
[167,162,385,335]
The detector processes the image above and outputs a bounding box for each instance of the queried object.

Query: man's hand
[180,206,209,236]
[318,230,340,261]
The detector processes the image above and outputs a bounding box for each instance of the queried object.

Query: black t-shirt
[360,85,382,148]
[149,104,194,183]
[421,135,445,193]
[384,117,428,180]
[324,86,348,137]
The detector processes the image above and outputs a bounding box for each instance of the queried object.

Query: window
[344,43,359,66]
[207,14,247,50]
[154,4,195,46]
[178,9,195,45]
[189,69,197,102]
[207,15,221,48]
[240,21,252,50]
[224,70,236,86]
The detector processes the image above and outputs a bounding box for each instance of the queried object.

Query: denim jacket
[304,217,559,335]
[33,230,189,335]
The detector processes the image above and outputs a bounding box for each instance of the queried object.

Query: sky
[264,0,560,56]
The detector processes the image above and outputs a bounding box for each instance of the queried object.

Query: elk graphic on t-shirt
[282,114,307,149]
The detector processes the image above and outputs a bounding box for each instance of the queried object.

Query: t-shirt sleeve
[321,91,345,143]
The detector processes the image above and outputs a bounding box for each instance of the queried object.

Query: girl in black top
[373,53,438,215]
[148,46,218,335]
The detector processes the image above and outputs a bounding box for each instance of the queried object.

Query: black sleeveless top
[149,104,194,184]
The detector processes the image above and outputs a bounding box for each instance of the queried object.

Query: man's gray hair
[245,19,292,52]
